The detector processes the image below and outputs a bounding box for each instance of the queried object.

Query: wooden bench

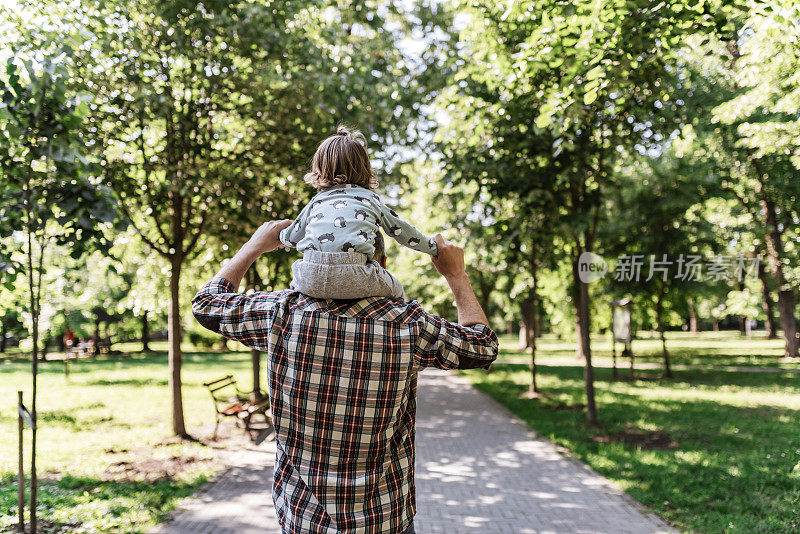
[203,375,271,440]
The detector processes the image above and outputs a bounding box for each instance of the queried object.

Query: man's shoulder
[277,291,429,324]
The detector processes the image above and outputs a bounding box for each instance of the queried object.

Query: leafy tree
[603,155,719,377]
[673,19,800,356]
[72,0,425,436]
[434,0,737,425]
[0,46,118,533]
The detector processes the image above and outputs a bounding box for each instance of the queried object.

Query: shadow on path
[154,370,675,533]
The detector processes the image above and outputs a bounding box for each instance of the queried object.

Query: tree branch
[184,209,209,256]
[117,196,170,257]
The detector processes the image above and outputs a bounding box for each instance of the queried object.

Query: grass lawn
[496,330,794,369]
[0,342,256,533]
[465,331,800,534]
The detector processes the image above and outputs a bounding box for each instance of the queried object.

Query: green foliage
[0,51,119,264]
[713,1,800,170]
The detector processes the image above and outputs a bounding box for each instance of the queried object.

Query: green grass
[0,343,255,533]
[496,330,794,369]
[2,332,797,532]
[465,332,800,534]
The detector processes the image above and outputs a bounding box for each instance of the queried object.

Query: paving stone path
[154,370,675,534]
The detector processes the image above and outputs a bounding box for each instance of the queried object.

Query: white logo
[578,252,608,283]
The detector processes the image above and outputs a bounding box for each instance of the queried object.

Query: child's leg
[290,252,405,300]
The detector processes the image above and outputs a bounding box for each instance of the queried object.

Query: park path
[154,370,675,534]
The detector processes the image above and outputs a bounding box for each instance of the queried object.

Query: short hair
[303,125,378,191]
[373,231,386,262]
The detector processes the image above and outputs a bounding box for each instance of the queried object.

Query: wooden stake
[17,391,24,532]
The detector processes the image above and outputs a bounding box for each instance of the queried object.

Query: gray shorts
[289,250,406,300]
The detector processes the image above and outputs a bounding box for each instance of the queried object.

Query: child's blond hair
[303,125,378,190]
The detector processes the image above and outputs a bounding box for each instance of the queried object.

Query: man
[192,220,498,534]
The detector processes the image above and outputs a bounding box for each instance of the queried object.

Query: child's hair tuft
[304,125,378,190]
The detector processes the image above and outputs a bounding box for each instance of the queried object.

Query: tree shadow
[0,473,209,532]
[465,364,799,533]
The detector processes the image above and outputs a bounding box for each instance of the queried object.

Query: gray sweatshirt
[280,184,438,258]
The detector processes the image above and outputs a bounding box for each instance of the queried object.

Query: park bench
[203,375,271,440]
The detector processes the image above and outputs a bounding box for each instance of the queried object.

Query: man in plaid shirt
[192,220,498,534]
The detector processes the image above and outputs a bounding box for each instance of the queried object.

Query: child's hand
[247,219,292,254]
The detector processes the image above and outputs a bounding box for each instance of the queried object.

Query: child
[280,125,438,300]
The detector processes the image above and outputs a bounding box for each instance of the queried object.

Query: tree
[604,155,718,377]
[672,13,800,356]
[0,47,118,533]
[711,3,800,355]
[434,0,735,425]
[73,0,426,436]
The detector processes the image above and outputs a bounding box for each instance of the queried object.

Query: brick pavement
[154,369,676,533]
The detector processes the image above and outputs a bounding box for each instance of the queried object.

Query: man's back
[192,280,498,533]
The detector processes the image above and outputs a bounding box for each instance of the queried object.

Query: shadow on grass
[503,362,799,390]
[467,363,800,533]
[86,378,169,387]
[0,350,251,375]
[0,474,208,533]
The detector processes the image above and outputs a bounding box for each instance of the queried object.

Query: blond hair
[303,125,378,190]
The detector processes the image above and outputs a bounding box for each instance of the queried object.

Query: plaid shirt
[192,278,498,534]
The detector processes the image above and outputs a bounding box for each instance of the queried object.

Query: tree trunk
[775,293,798,357]
[761,193,799,357]
[29,312,38,534]
[24,185,39,534]
[0,319,5,353]
[656,282,671,378]
[758,264,777,339]
[141,314,152,352]
[92,316,101,356]
[687,298,699,333]
[168,255,188,437]
[572,252,598,427]
[519,297,535,350]
[528,263,540,396]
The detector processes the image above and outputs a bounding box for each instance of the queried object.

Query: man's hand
[214,219,292,289]
[430,233,490,327]
[431,233,466,280]
[247,219,292,255]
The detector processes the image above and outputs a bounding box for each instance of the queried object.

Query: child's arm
[376,199,438,256]
[279,202,313,248]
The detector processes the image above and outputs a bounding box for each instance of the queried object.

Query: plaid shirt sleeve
[412,307,499,370]
[191,277,284,351]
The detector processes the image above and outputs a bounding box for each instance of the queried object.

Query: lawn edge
[459,370,683,534]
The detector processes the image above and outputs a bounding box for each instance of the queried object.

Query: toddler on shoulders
[280,125,438,300]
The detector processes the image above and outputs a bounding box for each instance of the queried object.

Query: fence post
[17,390,24,532]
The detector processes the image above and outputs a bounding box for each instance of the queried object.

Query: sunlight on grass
[464,336,800,533]
[0,348,254,532]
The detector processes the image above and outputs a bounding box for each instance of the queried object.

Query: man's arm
[214,219,292,289]
[411,234,498,371]
[191,220,291,350]
[430,234,490,327]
